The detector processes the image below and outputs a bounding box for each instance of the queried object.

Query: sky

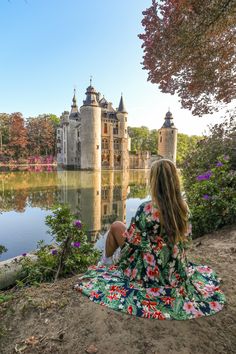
[0,0,232,136]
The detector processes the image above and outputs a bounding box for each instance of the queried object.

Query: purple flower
[51,249,58,255]
[202,194,211,200]
[22,253,27,257]
[74,220,82,229]
[216,161,223,167]
[71,241,81,248]
[196,171,212,181]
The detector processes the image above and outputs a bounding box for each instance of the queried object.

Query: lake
[0,168,150,261]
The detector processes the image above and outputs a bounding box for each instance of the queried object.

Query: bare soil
[0,225,236,354]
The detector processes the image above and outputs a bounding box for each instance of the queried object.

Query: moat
[0,168,150,261]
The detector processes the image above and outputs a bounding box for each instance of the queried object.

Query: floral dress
[74,201,226,320]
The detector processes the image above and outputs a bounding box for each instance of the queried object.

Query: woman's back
[118,200,190,288]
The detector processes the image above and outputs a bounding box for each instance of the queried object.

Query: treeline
[0,113,59,162]
[128,126,202,166]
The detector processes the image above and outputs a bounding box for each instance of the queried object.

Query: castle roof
[162,110,176,128]
[117,94,127,113]
[70,89,79,114]
[83,84,99,106]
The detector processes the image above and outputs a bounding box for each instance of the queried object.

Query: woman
[75,159,225,320]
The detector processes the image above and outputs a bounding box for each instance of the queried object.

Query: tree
[8,113,28,160]
[128,126,158,154]
[139,0,236,116]
[176,133,202,166]
[26,114,58,157]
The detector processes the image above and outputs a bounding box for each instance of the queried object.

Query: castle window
[104,123,108,134]
[114,140,119,150]
[160,136,162,143]
[102,139,108,149]
[104,205,107,215]
[172,130,174,133]
[97,145,99,149]
[113,128,118,135]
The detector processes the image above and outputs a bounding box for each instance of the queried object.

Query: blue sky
[0,0,228,135]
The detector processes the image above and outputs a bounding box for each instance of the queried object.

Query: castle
[57,84,178,169]
[57,83,129,170]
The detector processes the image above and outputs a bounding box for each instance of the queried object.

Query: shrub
[0,245,7,258]
[18,205,100,286]
[182,113,236,238]
[184,156,236,238]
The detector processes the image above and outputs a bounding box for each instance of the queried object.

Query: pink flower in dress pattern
[107,293,120,301]
[172,244,179,258]
[152,208,160,222]
[90,291,101,299]
[152,310,166,320]
[127,305,133,314]
[209,301,222,311]
[132,233,141,245]
[129,255,135,262]
[183,301,197,314]
[144,202,152,214]
[197,266,213,274]
[147,265,159,280]
[131,268,138,279]
[124,268,131,277]
[143,252,155,266]
[146,287,163,296]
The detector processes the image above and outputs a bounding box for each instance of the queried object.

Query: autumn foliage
[0,113,58,162]
[139,0,236,115]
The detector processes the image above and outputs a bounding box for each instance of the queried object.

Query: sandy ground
[0,224,236,354]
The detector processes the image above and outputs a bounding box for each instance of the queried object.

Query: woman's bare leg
[105,221,126,257]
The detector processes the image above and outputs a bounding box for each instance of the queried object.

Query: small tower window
[172,130,174,134]
[160,136,162,143]
[97,145,99,149]
[104,123,108,134]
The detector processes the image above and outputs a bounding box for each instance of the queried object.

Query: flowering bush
[182,114,236,237]
[18,205,100,285]
[184,157,236,238]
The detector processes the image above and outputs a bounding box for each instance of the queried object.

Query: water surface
[0,169,150,261]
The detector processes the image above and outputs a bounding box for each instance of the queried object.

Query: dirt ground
[0,224,236,354]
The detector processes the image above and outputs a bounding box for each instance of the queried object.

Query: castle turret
[71,88,78,114]
[80,82,101,170]
[158,110,178,164]
[117,94,129,169]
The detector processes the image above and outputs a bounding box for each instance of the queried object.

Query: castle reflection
[0,169,150,242]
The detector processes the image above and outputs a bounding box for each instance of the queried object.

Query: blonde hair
[150,159,188,243]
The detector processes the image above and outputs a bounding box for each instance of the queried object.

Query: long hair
[149,159,188,243]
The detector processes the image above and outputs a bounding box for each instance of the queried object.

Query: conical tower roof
[71,89,78,113]
[117,94,127,113]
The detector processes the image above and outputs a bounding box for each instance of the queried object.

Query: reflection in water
[0,169,149,259]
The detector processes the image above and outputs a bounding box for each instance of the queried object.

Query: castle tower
[80,82,101,170]
[116,94,129,169]
[158,110,178,164]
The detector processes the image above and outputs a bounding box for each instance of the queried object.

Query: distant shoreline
[0,163,57,167]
